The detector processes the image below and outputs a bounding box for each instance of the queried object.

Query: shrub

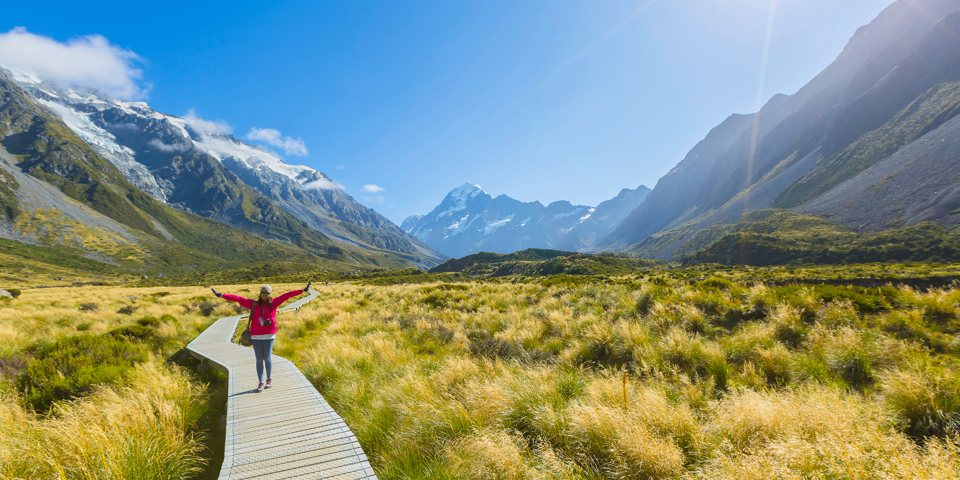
[15,335,150,411]
[159,313,177,323]
[136,316,160,328]
[76,322,92,331]
[116,305,138,315]
[7,288,21,298]
[697,277,734,290]
[79,302,99,311]
[108,325,156,341]
[198,300,217,316]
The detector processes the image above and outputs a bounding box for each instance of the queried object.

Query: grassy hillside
[683,211,960,266]
[429,249,662,278]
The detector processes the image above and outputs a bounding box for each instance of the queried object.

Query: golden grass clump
[702,386,960,479]
[0,362,208,480]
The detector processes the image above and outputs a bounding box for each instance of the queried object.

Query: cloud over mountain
[184,109,232,135]
[0,27,147,99]
[245,127,308,156]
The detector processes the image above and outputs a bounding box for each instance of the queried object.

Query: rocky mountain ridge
[403,183,649,258]
[599,0,960,260]
[3,72,444,268]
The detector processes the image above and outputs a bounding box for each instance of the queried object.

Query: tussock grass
[4,275,960,478]
[0,362,208,479]
[278,278,960,479]
[0,283,305,478]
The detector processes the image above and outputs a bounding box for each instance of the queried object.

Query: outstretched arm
[218,292,255,310]
[273,288,306,306]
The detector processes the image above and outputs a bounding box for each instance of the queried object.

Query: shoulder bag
[240,304,258,347]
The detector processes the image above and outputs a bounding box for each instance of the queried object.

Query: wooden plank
[187,290,378,479]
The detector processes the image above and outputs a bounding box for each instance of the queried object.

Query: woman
[212,282,311,392]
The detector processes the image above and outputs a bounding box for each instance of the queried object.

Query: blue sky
[2,0,895,224]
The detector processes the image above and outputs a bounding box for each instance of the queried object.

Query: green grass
[0,236,123,275]
[430,249,664,278]
[0,166,20,220]
[683,211,960,266]
[15,333,151,411]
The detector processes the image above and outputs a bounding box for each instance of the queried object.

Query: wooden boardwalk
[186,290,378,480]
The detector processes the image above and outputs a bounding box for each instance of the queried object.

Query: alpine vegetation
[268,272,960,479]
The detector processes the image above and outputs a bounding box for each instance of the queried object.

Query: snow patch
[437,183,485,218]
[483,215,515,235]
[4,66,42,84]
[36,98,168,203]
[446,213,482,237]
[579,209,595,223]
[188,133,316,182]
[553,208,582,220]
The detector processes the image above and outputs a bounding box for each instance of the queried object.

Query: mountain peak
[449,182,486,198]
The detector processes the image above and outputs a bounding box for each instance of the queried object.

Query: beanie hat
[260,284,273,294]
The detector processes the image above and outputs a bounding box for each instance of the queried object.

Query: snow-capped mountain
[6,69,444,268]
[403,183,648,258]
[554,185,651,252]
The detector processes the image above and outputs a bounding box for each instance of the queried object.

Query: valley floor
[2,268,960,478]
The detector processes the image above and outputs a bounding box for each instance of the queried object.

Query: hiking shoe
[265,378,272,389]
[257,382,264,392]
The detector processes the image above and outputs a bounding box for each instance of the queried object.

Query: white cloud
[361,195,386,205]
[0,27,147,99]
[362,184,385,193]
[184,109,232,135]
[245,127,308,156]
[302,177,343,191]
[336,165,345,170]
[147,138,187,153]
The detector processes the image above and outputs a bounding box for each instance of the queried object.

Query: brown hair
[256,292,272,306]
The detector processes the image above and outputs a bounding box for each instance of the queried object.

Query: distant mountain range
[0,69,445,271]
[402,183,649,258]
[405,1,960,264]
[595,0,960,261]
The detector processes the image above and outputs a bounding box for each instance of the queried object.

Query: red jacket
[222,289,304,336]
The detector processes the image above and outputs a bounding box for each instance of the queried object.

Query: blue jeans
[252,339,274,383]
